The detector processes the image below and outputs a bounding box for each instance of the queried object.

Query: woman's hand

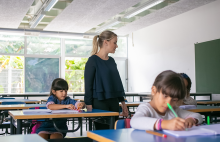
[66,104,75,110]
[121,101,129,117]
[86,105,93,111]
[77,102,85,109]
[185,118,196,128]
[161,117,186,131]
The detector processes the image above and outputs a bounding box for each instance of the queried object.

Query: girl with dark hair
[37,78,85,140]
[130,70,202,131]
[84,30,128,130]
[180,73,197,105]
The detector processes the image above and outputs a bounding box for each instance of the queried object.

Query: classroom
[0,0,220,142]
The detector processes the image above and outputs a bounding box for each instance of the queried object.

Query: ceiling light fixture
[44,0,59,11]
[95,17,122,33]
[29,11,46,29]
[124,0,165,19]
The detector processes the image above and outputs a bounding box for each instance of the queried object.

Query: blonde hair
[91,30,117,55]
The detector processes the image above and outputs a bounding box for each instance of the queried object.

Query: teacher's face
[105,36,118,54]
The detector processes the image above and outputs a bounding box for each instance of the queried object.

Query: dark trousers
[92,98,119,130]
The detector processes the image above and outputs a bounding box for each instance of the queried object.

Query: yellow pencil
[146,130,167,138]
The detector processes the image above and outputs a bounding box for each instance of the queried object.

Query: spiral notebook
[163,124,220,137]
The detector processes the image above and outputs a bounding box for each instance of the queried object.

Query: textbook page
[23,109,51,114]
[179,105,196,110]
[51,109,79,114]
[163,126,217,137]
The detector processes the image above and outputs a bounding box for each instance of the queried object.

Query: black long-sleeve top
[84,55,125,105]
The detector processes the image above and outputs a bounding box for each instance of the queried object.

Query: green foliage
[65,58,88,92]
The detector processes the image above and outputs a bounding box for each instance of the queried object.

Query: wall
[127,0,220,99]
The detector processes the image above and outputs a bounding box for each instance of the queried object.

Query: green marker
[167,103,188,131]
[167,103,178,117]
[207,116,210,125]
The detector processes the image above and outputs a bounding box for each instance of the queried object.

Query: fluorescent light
[124,0,165,18]
[44,0,58,11]
[95,17,122,33]
[29,13,45,29]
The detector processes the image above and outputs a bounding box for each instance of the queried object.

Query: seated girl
[180,73,197,105]
[37,78,85,140]
[130,70,203,131]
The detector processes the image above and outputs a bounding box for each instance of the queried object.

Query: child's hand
[161,117,186,131]
[66,104,75,110]
[185,118,196,128]
[77,102,85,109]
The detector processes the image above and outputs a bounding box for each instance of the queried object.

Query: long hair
[152,70,186,100]
[180,73,192,97]
[49,78,68,97]
[91,30,117,55]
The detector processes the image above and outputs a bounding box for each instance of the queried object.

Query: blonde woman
[84,30,128,130]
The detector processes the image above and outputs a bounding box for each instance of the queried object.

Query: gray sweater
[130,103,203,130]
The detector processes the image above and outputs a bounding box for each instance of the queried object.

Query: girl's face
[52,90,67,101]
[151,86,178,115]
[104,36,118,53]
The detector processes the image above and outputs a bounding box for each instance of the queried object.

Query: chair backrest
[1,102,25,105]
[114,119,125,129]
[0,98,15,99]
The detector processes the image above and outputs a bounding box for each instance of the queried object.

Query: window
[65,39,92,57]
[25,57,59,93]
[109,37,127,57]
[0,55,24,93]
[0,35,24,54]
[27,37,61,55]
[65,57,88,92]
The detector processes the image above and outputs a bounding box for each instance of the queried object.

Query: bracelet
[155,119,163,130]
[159,119,163,130]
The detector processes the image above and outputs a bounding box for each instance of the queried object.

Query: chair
[0,101,26,135]
[114,119,125,129]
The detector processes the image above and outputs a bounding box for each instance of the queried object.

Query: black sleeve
[118,97,125,102]
[84,57,96,105]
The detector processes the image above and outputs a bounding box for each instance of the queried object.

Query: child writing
[130,70,203,131]
[180,73,197,105]
[36,78,85,140]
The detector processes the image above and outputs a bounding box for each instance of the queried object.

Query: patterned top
[183,96,197,105]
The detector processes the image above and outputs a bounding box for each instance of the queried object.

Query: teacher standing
[84,30,128,130]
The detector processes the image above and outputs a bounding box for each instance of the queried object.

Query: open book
[51,109,79,114]
[23,109,52,114]
[179,105,196,110]
[163,124,220,137]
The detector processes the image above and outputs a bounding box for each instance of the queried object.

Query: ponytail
[91,35,99,55]
[90,30,117,55]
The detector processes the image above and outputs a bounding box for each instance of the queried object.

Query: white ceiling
[114,0,216,36]
[44,0,141,33]
[0,0,34,28]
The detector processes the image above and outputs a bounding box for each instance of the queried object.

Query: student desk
[9,109,119,134]
[119,102,145,107]
[188,105,220,113]
[197,100,220,106]
[0,104,46,110]
[87,128,220,142]
[0,134,47,142]
[0,99,40,104]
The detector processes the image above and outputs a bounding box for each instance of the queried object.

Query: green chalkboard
[195,38,220,93]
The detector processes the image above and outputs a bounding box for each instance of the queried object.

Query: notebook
[179,105,196,110]
[23,109,52,114]
[51,109,79,114]
[163,124,220,137]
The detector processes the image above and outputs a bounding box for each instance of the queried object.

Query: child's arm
[130,104,158,130]
[48,104,75,110]
[176,108,203,127]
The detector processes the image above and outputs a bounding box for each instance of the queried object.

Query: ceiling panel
[44,0,141,33]
[114,0,216,36]
[0,0,34,28]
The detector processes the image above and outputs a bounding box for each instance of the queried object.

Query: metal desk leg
[79,118,82,136]
[109,116,115,129]
[10,116,14,135]
[72,118,75,129]
[17,119,22,134]
[89,118,92,130]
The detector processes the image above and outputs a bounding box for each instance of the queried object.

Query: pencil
[146,130,167,138]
